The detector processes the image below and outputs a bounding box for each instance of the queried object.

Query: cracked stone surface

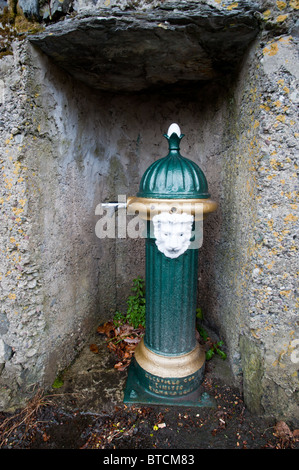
[29,1,261,92]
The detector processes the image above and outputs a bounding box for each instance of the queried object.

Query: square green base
[123,358,216,408]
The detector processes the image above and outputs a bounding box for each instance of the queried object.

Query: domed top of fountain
[137,124,210,200]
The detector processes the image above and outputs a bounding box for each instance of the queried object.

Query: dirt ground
[0,331,298,454]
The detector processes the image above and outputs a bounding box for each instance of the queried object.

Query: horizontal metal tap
[100,201,127,216]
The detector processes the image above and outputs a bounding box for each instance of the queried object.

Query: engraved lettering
[145,373,199,396]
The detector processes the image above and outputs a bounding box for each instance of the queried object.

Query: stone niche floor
[52,328,235,414]
[52,332,128,414]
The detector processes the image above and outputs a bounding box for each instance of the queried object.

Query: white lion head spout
[152,212,194,259]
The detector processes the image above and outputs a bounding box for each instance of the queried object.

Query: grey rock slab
[29,3,261,92]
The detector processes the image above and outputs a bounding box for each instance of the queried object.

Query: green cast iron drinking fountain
[124,123,218,406]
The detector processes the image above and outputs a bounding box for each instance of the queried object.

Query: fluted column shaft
[144,225,198,357]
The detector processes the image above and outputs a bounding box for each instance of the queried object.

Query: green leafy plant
[196,307,203,321]
[113,276,146,329]
[205,340,227,361]
[52,374,64,389]
[196,308,227,361]
[113,310,126,327]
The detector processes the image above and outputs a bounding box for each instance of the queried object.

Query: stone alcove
[1,0,298,425]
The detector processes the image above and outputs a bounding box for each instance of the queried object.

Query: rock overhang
[29,2,262,92]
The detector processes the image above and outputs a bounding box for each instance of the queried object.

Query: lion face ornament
[152,212,194,259]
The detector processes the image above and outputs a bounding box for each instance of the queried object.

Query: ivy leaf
[206,349,215,361]
[216,349,227,360]
[197,326,209,342]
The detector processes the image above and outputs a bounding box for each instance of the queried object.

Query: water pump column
[124,124,217,406]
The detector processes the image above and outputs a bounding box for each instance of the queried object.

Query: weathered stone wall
[199,32,299,422]
[241,34,298,421]
[0,40,147,409]
[0,0,298,424]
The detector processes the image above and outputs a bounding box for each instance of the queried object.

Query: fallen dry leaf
[123,337,141,344]
[123,351,132,360]
[114,362,128,371]
[42,432,50,442]
[96,320,144,370]
[119,324,135,335]
[97,321,115,338]
[89,344,99,354]
[273,421,294,448]
[274,421,293,438]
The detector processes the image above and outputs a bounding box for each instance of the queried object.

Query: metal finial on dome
[167,123,181,137]
[164,123,184,150]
